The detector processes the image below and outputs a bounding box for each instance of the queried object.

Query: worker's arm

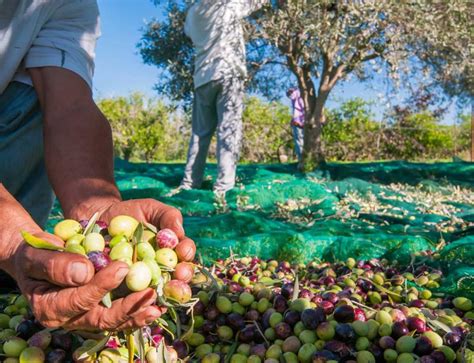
[0,66,196,331]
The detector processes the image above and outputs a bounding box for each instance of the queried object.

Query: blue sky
[93,0,465,124]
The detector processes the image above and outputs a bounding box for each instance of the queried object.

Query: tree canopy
[138,0,471,170]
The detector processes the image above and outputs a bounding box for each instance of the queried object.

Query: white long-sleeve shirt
[184,0,267,89]
[0,0,100,94]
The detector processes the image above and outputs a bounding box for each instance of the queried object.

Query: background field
[47,160,474,298]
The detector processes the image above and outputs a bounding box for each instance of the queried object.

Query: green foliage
[97,93,189,162]
[383,112,454,161]
[322,99,468,161]
[242,97,292,162]
[323,99,381,161]
[99,93,470,163]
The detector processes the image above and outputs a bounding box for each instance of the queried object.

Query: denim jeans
[292,124,304,162]
[181,77,244,193]
[0,82,54,228]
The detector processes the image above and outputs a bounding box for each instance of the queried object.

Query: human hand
[71,198,196,262]
[13,231,164,331]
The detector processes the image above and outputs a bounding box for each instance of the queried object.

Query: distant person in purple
[287,87,305,163]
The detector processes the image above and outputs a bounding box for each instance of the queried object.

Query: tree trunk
[301,90,330,172]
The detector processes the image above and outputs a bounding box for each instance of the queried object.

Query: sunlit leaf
[21,231,64,251]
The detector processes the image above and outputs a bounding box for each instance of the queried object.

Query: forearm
[44,103,121,219]
[0,184,42,278]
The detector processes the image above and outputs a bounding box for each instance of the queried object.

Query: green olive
[110,242,133,261]
[54,220,82,241]
[65,234,85,247]
[155,248,178,268]
[3,337,28,357]
[108,215,139,238]
[19,347,45,363]
[137,242,156,260]
[126,262,152,292]
[83,233,105,253]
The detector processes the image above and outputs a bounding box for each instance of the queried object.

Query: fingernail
[70,262,90,285]
[115,267,129,281]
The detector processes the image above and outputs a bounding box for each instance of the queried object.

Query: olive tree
[139,0,471,171]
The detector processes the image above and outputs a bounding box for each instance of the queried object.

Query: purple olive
[335,323,356,342]
[299,289,314,299]
[379,336,396,349]
[87,251,111,272]
[204,306,219,320]
[415,336,433,356]
[51,332,72,351]
[392,321,409,339]
[273,295,288,313]
[239,326,256,343]
[281,283,294,299]
[201,321,217,334]
[333,305,355,323]
[409,299,425,308]
[216,314,227,326]
[324,340,351,357]
[274,322,292,339]
[16,320,39,340]
[172,340,188,359]
[301,308,326,329]
[205,334,219,344]
[443,332,462,349]
[226,313,245,331]
[245,309,260,321]
[193,301,205,315]
[419,356,436,363]
[319,300,335,314]
[45,349,67,363]
[430,351,448,363]
[357,279,373,293]
[313,350,338,362]
[322,292,339,304]
[284,310,301,327]
[250,344,266,359]
[407,317,427,333]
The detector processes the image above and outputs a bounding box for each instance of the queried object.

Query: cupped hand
[86,198,196,260]
[13,232,163,331]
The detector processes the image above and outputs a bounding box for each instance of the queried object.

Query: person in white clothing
[180,0,268,195]
[0,0,195,331]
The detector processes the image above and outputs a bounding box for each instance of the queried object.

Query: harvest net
[47,160,474,298]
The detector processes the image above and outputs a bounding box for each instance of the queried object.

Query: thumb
[22,242,94,287]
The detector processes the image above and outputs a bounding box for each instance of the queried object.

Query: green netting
[47,160,474,298]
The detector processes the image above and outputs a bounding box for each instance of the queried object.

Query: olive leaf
[101,292,113,308]
[77,334,111,360]
[21,231,64,251]
[426,318,452,334]
[133,328,146,363]
[168,307,180,339]
[180,310,195,341]
[143,221,158,234]
[127,332,135,363]
[132,223,144,246]
[224,341,238,363]
[360,277,401,298]
[83,212,100,236]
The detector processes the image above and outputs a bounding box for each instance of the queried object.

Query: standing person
[0,0,195,331]
[180,0,267,196]
[287,87,305,163]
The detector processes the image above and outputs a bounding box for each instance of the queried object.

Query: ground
[47,160,474,298]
